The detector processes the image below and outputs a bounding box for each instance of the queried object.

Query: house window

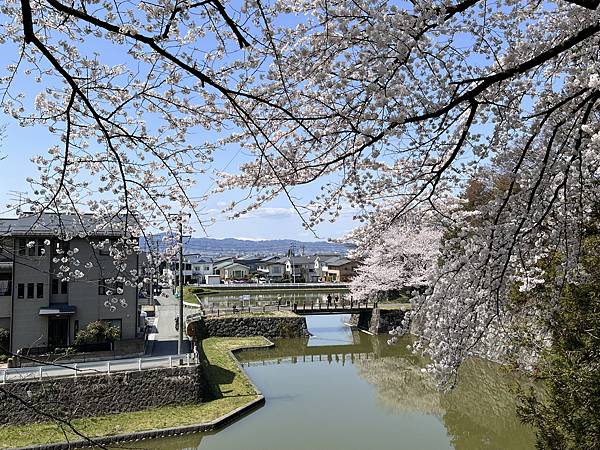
[98,279,106,295]
[18,238,26,256]
[204,266,210,271]
[0,279,11,296]
[55,240,70,254]
[98,239,115,256]
[0,238,8,257]
[61,280,68,295]
[17,283,24,299]
[27,283,34,299]
[51,279,59,295]
[37,283,44,299]
[37,239,46,256]
[101,319,122,339]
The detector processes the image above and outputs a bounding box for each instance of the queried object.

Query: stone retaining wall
[190,315,309,340]
[368,309,406,334]
[350,308,406,335]
[0,365,206,426]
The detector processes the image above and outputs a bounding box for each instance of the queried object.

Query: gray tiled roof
[0,213,133,237]
[323,257,355,267]
[281,255,318,264]
[184,254,213,264]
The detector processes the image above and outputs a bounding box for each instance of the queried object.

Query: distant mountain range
[141,236,351,256]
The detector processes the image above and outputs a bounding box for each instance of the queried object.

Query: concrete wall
[66,238,138,343]
[190,315,309,340]
[0,365,206,425]
[9,237,138,352]
[12,238,52,351]
[0,295,10,320]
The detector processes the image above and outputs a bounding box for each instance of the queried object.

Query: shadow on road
[151,340,191,356]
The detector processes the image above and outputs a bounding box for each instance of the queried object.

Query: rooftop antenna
[7,190,28,215]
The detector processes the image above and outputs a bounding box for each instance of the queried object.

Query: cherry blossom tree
[349,222,442,301]
[2,0,600,390]
[214,0,600,385]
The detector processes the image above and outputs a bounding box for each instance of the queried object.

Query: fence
[197,299,377,317]
[1,353,198,384]
[197,282,350,289]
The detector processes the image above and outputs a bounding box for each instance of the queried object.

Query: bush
[516,232,600,449]
[74,321,120,345]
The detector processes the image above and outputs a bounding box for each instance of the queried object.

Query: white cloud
[249,207,297,219]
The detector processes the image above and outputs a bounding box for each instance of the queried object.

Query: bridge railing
[240,352,375,367]
[293,300,377,312]
[1,353,199,384]
[195,282,350,289]
[197,300,377,317]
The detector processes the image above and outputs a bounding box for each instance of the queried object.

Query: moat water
[138,312,535,450]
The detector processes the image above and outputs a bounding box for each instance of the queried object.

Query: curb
[12,338,275,450]
[183,301,202,308]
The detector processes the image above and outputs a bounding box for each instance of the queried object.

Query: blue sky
[0,6,364,242]
[0,111,359,242]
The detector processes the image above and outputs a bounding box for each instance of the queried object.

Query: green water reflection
[133,315,534,450]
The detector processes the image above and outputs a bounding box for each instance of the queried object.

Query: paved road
[149,289,196,356]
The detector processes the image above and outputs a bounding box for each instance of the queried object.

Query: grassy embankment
[0,336,271,449]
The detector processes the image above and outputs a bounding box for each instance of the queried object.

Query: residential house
[320,257,359,282]
[164,259,192,286]
[313,254,343,279]
[218,262,250,280]
[0,214,139,354]
[188,255,214,284]
[164,254,215,285]
[257,256,286,281]
[283,255,321,282]
[234,255,263,273]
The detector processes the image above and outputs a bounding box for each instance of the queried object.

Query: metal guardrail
[1,353,198,384]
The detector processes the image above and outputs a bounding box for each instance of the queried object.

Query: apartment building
[0,214,139,354]
[164,254,215,285]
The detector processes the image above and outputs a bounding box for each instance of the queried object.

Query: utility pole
[149,239,155,308]
[290,243,296,283]
[178,217,184,356]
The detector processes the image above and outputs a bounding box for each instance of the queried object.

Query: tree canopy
[2,0,600,384]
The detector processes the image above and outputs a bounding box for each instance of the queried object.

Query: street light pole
[178,218,184,356]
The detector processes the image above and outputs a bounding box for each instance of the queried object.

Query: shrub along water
[516,218,600,449]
